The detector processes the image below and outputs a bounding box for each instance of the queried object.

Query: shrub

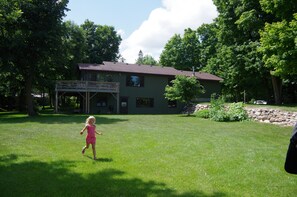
[195,109,210,119]
[208,94,248,122]
[209,95,229,122]
[227,102,249,121]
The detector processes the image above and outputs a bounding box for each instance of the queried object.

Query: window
[126,75,144,87]
[136,97,154,108]
[168,100,177,108]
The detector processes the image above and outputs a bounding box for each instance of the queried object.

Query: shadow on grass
[84,155,113,162]
[0,154,227,197]
[0,113,128,124]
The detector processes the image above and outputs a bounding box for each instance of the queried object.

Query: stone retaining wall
[194,104,297,127]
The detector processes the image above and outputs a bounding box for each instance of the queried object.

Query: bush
[195,109,210,119]
[209,95,229,122]
[208,94,248,122]
[227,102,249,121]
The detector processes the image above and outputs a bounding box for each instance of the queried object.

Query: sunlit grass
[0,113,296,196]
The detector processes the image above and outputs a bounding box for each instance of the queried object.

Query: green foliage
[0,1,122,114]
[195,109,209,119]
[159,0,297,104]
[227,102,249,121]
[208,95,248,122]
[164,75,204,104]
[0,0,69,115]
[159,34,184,69]
[196,23,218,68]
[259,14,297,78]
[160,28,200,70]
[209,95,229,122]
[136,54,157,65]
[81,20,122,64]
[259,0,297,20]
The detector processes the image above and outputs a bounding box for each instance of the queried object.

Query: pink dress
[86,125,96,144]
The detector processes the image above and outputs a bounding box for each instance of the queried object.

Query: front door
[120,97,128,114]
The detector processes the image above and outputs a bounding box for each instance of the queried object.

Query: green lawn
[245,104,297,112]
[0,113,296,196]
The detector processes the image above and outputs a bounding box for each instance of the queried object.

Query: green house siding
[82,71,184,114]
[199,80,221,101]
[119,74,184,114]
[56,62,222,114]
[74,62,223,114]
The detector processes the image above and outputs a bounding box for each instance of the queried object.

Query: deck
[55,80,120,93]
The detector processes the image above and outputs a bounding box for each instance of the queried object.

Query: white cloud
[116,29,126,38]
[120,0,218,63]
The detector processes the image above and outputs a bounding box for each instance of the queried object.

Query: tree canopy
[136,50,158,65]
[160,0,297,104]
[165,75,204,109]
[0,0,122,115]
[160,28,200,70]
[81,20,122,64]
[0,0,69,115]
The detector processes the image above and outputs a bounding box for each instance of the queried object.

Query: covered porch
[55,80,120,114]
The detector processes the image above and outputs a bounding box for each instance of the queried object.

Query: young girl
[80,116,102,160]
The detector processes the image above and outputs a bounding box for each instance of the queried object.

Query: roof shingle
[78,61,223,81]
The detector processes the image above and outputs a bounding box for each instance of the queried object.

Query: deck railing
[56,80,119,93]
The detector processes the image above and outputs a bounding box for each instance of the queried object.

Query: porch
[55,80,120,114]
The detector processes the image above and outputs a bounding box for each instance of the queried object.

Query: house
[55,61,222,114]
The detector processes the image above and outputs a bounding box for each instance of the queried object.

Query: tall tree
[209,0,274,102]
[59,21,87,80]
[136,50,158,65]
[196,23,218,69]
[0,0,69,115]
[81,20,122,64]
[136,50,143,63]
[159,34,184,69]
[182,28,201,70]
[160,29,200,70]
[257,0,297,104]
[259,14,297,104]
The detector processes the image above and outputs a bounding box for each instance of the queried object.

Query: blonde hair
[86,116,96,125]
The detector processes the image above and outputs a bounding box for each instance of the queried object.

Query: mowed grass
[0,113,296,196]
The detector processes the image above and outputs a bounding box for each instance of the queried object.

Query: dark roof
[78,61,223,81]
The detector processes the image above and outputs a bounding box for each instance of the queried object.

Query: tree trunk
[271,75,282,105]
[25,72,37,116]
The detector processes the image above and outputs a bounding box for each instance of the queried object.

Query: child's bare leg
[82,143,90,154]
[92,143,96,159]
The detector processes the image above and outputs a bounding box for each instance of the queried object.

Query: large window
[126,75,144,87]
[136,97,154,108]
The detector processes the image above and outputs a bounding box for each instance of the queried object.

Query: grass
[0,112,296,196]
[245,104,297,112]
[198,102,297,112]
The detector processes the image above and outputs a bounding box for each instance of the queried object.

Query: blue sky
[64,0,218,63]
[64,0,161,38]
